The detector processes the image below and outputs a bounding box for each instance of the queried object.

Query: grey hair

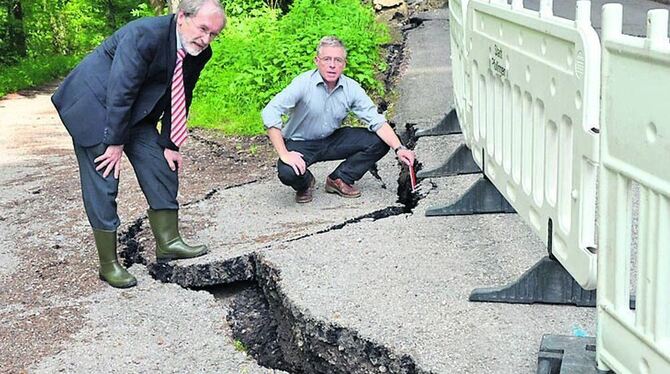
[178,0,225,17]
[316,36,347,58]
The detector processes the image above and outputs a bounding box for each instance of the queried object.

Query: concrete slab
[162,152,408,286]
[392,8,452,130]
[31,268,287,374]
[263,209,596,373]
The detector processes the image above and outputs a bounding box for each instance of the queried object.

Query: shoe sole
[296,175,316,203]
[156,248,209,263]
[99,275,137,288]
[325,184,361,198]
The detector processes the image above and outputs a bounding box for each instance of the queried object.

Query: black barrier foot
[425,177,515,216]
[469,256,597,306]
[415,108,462,137]
[537,335,610,374]
[417,143,481,179]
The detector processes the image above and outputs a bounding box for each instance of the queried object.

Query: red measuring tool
[409,163,417,192]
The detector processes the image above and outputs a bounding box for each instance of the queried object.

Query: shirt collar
[176,23,183,51]
[311,69,344,91]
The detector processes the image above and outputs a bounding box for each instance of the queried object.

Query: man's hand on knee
[163,148,183,173]
[281,151,306,175]
[94,145,124,179]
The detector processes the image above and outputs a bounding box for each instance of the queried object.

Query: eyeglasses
[318,56,346,66]
[185,15,220,41]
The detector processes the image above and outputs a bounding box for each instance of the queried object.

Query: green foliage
[190,0,389,135]
[0,1,27,65]
[232,339,248,353]
[0,0,153,96]
[1,0,389,137]
[221,0,267,18]
[130,2,159,18]
[20,0,144,56]
[0,54,79,97]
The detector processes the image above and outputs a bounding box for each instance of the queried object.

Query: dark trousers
[73,123,179,231]
[277,127,390,191]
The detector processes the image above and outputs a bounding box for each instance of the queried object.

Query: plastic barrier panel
[464,0,600,288]
[450,0,469,136]
[596,4,670,373]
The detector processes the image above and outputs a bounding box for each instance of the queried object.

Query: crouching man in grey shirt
[261,36,415,203]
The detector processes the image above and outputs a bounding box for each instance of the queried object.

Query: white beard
[178,30,204,56]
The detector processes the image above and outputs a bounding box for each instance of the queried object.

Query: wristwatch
[394,145,408,154]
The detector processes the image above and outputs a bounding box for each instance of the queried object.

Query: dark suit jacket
[52,15,211,150]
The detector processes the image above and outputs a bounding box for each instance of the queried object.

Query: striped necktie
[170,48,188,147]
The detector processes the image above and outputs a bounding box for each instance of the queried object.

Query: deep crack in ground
[127,13,436,374]
[210,255,431,374]
[142,120,430,373]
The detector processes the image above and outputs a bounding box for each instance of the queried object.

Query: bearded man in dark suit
[52,0,226,288]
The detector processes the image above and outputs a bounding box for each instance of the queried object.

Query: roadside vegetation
[0,0,389,135]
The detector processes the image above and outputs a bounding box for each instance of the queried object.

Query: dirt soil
[0,85,276,373]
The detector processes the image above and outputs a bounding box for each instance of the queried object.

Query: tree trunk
[168,0,179,14]
[105,0,116,30]
[9,0,27,57]
[149,0,165,15]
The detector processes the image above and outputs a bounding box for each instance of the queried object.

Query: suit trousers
[277,127,390,191]
[73,123,179,231]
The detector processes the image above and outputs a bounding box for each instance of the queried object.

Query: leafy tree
[0,0,27,64]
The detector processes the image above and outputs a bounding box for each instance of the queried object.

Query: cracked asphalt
[3,1,668,373]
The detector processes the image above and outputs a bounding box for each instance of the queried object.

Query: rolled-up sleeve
[261,76,305,130]
[349,83,387,132]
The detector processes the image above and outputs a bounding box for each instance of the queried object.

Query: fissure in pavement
[117,123,430,373]
[216,255,432,374]
[115,17,436,371]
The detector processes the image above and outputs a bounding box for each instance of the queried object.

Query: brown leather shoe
[295,174,316,203]
[325,177,361,198]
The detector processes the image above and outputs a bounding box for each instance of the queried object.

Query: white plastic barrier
[449,0,469,131]
[462,0,601,289]
[596,4,670,373]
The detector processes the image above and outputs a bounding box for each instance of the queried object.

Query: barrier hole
[575,91,582,110]
[550,78,556,96]
[590,127,599,134]
[586,246,597,254]
[628,181,641,311]
[646,122,657,143]
[547,218,553,256]
[638,358,650,374]
[567,49,574,67]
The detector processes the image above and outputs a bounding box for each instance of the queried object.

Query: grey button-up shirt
[261,69,387,141]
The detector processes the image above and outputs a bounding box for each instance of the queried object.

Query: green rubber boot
[93,229,137,288]
[147,209,208,263]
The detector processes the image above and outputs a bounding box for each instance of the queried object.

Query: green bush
[0,0,152,97]
[221,0,268,18]
[1,0,389,137]
[0,54,80,97]
[190,0,389,135]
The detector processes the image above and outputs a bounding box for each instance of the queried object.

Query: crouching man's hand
[396,147,415,167]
